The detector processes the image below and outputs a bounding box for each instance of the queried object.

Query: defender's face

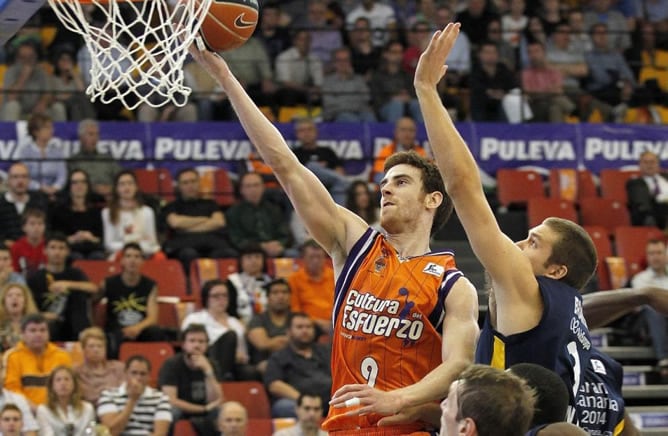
[515,222,559,276]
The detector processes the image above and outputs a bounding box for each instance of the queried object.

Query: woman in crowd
[51,49,96,121]
[51,169,105,260]
[17,113,67,199]
[182,279,255,381]
[345,181,380,228]
[36,365,96,435]
[0,283,38,352]
[73,327,125,405]
[101,170,161,260]
[226,243,273,325]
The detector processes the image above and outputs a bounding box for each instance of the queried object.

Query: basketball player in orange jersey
[188,44,479,434]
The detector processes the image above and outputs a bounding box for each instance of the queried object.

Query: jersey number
[361,357,378,387]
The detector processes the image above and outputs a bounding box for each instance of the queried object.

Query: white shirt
[181,310,248,358]
[631,267,668,289]
[101,205,160,256]
[36,402,96,436]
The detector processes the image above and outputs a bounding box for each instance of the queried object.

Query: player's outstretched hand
[187,42,232,84]
[330,384,403,417]
[414,22,460,90]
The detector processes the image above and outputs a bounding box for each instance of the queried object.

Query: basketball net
[46,0,212,110]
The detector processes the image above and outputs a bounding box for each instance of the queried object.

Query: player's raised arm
[413,24,540,333]
[189,48,365,258]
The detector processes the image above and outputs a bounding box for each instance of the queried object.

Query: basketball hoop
[46,0,213,110]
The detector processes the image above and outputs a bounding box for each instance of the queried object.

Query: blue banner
[0,121,666,180]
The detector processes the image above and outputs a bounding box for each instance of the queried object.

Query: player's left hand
[330,384,403,416]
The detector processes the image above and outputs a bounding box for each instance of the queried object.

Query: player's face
[379,164,428,234]
[515,223,560,276]
[440,380,461,436]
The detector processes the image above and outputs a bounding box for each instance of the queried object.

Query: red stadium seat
[549,168,598,202]
[173,420,197,436]
[599,169,640,204]
[134,168,175,201]
[527,197,578,228]
[214,168,237,208]
[613,226,665,278]
[580,197,630,236]
[72,260,120,286]
[496,169,545,209]
[142,259,189,302]
[583,226,614,290]
[247,419,273,435]
[221,381,271,419]
[189,258,239,306]
[119,342,174,387]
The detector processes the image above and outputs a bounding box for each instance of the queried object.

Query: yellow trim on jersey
[613,417,625,435]
[491,336,506,369]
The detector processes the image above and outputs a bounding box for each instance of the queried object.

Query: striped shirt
[97,383,172,435]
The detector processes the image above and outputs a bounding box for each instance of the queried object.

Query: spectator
[345,0,396,48]
[568,9,593,52]
[535,0,563,37]
[522,42,576,122]
[275,30,324,108]
[288,240,334,335]
[98,355,172,436]
[272,392,327,436]
[0,355,39,436]
[501,0,528,48]
[50,49,96,121]
[67,119,122,199]
[519,16,548,68]
[0,163,48,247]
[369,41,423,123]
[35,365,96,435]
[100,243,166,359]
[584,0,631,52]
[292,118,350,205]
[469,42,519,122]
[102,170,161,260]
[0,245,26,287]
[73,327,125,406]
[439,365,535,436]
[321,47,376,122]
[346,17,382,80]
[546,22,590,109]
[0,41,66,121]
[226,172,291,257]
[371,117,427,184]
[226,243,273,325]
[626,22,668,98]
[17,114,67,198]
[50,169,105,260]
[345,181,379,228]
[27,234,97,341]
[630,239,668,375]
[4,313,72,407]
[220,37,277,119]
[10,208,47,278]
[293,0,343,66]
[0,404,28,436]
[181,280,251,381]
[255,2,292,68]
[0,283,36,353]
[457,0,500,47]
[158,323,223,435]
[264,313,331,418]
[161,168,235,273]
[247,278,292,374]
[584,23,636,112]
[626,150,668,228]
[402,21,433,76]
[217,401,247,436]
[435,5,473,82]
[486,18,516,73]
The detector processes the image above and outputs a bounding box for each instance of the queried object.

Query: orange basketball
[199,0,259,52]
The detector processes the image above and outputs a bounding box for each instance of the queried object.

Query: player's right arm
[414,23,541,335]
[583,286,668,329]
[190,48,366,259]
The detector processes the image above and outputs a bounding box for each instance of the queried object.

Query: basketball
[199,0,259,52]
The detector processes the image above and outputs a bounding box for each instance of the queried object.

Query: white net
[46,0,213,110]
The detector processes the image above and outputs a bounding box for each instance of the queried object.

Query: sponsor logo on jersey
[422,262,444,277]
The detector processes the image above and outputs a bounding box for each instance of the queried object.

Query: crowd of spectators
[0,0,667,123]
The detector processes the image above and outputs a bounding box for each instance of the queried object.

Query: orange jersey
[323,229,462,434]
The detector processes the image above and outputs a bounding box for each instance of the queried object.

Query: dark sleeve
[263,351,287,388]
[91,207,104,240]
[157,355,179,389]
[247,314,264,331]
[226,205,250,249]
[626,178,653,225]
[159,201,176,230]
[69,267,89,282]
[323,148,343,169]
[270,205,292,247]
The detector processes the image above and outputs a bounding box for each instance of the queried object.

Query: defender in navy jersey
[414,23,629,434]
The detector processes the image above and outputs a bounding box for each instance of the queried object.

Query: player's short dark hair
[509,363,569,427]
[543,218,597,290]
[384,151,453,236]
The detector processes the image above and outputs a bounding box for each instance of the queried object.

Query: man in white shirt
[627,151,668,228]
[98,355,172,435]
[0,359,38,436]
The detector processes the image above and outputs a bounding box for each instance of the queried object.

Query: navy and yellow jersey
[476,276,625,435]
